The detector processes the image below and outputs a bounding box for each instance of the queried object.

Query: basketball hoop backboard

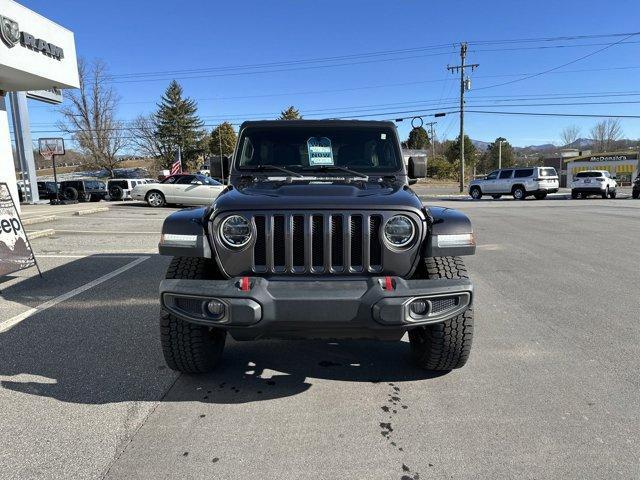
[38,138,65,157]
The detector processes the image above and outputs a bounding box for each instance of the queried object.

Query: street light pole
[498,139,505,169]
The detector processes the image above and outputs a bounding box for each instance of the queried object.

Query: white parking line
[0,256,150,333]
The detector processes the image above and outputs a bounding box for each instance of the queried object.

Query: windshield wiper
[254,164,303,177]
[301,165,369,181]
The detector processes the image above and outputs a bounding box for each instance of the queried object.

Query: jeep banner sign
[0,182,38,276]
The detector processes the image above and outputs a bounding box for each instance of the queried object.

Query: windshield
[236,126,402,174]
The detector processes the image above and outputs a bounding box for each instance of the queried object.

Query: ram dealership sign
[0,0,78,92]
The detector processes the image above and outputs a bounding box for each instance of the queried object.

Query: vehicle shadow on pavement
[170,339,447,404]
[0,254,446,406]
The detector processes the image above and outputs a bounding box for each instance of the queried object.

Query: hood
[212,181,424,213]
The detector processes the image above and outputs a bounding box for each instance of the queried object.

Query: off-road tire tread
[410,256,474,370]
[160,257,225,373]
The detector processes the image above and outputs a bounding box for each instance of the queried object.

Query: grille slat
[251,212,385,274]
[369,215,382,270]
[350,215,363,271]
[292,215,305,269]
[331,215,344,270]
[273,216,285,268]
[254,216,266,268]
[311,215,324,270]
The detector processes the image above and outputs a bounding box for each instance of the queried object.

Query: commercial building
[565,152,639,185]
[0,0,79,208]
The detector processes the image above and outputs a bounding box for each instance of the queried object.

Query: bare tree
[58,58,128,177]
[590,119,623,152]
[129,114,169,160]
[560,125,581,147]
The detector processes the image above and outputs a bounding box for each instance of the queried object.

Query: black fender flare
[424,206,475,257]
[158,207,212,258]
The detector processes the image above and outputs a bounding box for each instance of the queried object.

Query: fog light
[410,299,429,317]
[206,300,226,319]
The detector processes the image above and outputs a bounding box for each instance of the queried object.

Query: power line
[475,32,640,91]
[465,110,640,119]
[104,31,640,81]
[23,95,640,131]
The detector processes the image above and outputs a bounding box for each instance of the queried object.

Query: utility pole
[425,121,437,160]
[447,43,479,192]
[498,139,506,169]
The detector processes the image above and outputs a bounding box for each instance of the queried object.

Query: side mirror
[407,156,427,180]
[408,178,418,186]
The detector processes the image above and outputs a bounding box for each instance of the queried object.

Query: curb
[22,215,57,226]
[27,228,55,239]
[73,207,110,216]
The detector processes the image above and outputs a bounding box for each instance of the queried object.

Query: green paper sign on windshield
[307,137,334,166]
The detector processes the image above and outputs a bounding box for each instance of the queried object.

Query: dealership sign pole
[0,182,42,277]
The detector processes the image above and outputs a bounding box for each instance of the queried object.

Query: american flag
[170,157,182,175]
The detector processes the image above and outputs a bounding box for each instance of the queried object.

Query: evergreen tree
[209,122,238,157]
[444,135,477,164]
[155,80,204,169]
[479,137,515,172]
[279,106,302,120]
[405,127,430,149]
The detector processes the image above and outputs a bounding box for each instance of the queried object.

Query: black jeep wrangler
[158,120,476,373]
[633,173,640,199]
[59,179,108,202]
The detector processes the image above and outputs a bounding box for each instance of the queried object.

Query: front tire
[409,257,474,371]
[160,257,226,373]
[146,190,166,207]
[633,189,639,199]
[571,190,578,199]
[470,186,482,200]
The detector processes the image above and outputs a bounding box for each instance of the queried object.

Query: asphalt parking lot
[1,197,639,480]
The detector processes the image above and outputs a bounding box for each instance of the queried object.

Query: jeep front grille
[252,213,383,274]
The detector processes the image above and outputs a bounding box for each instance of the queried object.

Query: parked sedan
[131,174,225,207]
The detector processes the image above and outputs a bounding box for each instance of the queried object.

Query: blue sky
[19,0,640,147]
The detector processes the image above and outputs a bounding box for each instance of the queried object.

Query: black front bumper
[160,276,473,340]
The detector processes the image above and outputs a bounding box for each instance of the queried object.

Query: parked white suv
[469,167,559,200]
[571,170,617,199]
[107,179,148,201]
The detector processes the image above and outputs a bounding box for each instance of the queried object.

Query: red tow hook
[383,276,395,291]
[239,276,251,292]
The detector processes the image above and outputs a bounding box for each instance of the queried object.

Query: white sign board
[0,182,37,276]
[0,0,79,91]
[307,137,334,166]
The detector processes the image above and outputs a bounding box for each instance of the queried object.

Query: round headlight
[220,215,252,248]
[384,215,415,248]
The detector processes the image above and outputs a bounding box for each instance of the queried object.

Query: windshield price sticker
[307,137,334,166]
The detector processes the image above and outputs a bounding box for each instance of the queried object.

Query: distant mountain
[471,140,490,151]
[565,138,593,149]
[467,137,639,157]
